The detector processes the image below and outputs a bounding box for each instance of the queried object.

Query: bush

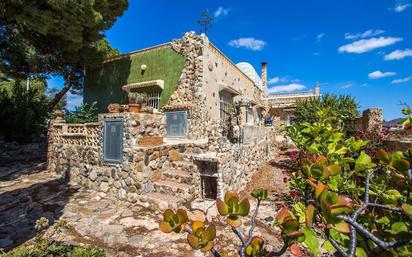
[294,94,359,134]
[157,107,412,257]
[0,245,106,257]
[0,84,50,143]
[64,102,98,124]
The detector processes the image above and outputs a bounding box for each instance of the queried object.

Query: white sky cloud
[268,77,288,84]
[317,33,325,42]
[392,76,412,84]
[394,3,411,12]
[341,84,353,89]
[214,7,230,17]
[228,38,266,51]
[368,70,397,79]
[384,49,412,60]
[344,30,385,40]
[268,83,306,93]
[338,37,402,54]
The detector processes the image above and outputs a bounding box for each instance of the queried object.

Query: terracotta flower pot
[128,103,141,113]
[107,103,121,113]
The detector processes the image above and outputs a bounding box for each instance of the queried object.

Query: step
[147,192,186,210]
[171,160,197,171]
[153,180,193,196]
[163,169,192,183]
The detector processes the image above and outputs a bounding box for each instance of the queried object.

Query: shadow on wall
[83,56,132,113]
[0,176,78,250]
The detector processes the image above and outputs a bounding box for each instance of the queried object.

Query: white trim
[122,80,164,92]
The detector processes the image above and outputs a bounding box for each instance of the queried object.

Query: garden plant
[159,107,412,257]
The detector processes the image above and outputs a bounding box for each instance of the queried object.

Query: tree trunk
[48,75,72,111]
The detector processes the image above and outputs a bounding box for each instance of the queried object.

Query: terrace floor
[0,153,302,257]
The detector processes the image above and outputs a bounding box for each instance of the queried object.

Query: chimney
[314,81,320,95]
[261,62,267,87]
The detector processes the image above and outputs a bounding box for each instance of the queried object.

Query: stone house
[48,32,315,209]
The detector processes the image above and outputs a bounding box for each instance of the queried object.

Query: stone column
[261,62,267,87]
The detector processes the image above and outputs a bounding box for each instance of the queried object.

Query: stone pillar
[261,62,267,87]
[362,108,383,131]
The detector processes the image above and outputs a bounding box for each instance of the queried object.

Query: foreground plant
[159,189,302,257]
[286,107,412,256]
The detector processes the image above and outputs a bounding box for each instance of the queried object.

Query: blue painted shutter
[103,119,123,163]
[166,111,187,137]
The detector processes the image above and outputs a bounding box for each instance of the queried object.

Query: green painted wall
[84,46,186,113]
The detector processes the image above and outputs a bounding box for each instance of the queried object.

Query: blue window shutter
[103,119,123,163]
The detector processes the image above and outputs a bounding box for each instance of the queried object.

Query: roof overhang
[218,82,240,95]
[122,80,164,92]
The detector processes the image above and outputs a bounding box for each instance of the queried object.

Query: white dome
[236,62,263,87]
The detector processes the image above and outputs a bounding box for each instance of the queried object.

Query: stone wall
[354,108,383,132]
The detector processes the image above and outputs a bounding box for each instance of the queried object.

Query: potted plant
[107,103,121,113]
[128,92,144,113]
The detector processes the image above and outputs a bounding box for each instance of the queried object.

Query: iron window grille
[148,92,160,110]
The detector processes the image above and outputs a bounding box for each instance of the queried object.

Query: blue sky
[49,0,412,120]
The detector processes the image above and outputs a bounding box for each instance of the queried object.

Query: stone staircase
[147,160,198,209]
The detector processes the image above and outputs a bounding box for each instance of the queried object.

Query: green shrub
[294,94,359,134]
[0,245,105,257]
[0,83,50,143]
[64,102,98,124]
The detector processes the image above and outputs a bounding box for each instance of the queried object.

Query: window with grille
[219,91,233,121]
[148,92,160,110]
[165,111,188,137]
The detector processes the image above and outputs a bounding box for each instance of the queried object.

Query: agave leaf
[200,241,214,253]
[204,224,216,241]
[187,234,199,249]
[276,208,291,224]
[327,164,341,176]
[191,220,205,233]
[311,164,324,179]
[283,219,300,233]
[305,204,316,228]
[227,196,239,213]
[376,149,391,163]
[163,209,175,222]
[315,155,328,164]
[331,221,351,233]
[227,215,242,227]
[391,159,410,172]
[402,203,412,216]
[224,191,239,203]
[176,209,188,224]
[289,243,302,256]
[286,230,304,238]
[216,199,229,216]
[159,221,173,233]
[315,182,328,199]
[238,199,250,216]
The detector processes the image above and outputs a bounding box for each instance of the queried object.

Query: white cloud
[214,6,230,17]
[268,77,288,84]
[338,37,403,54]
[392,76,412,84]
[384,49,412,60]
[394,3,411,12]
[368,70,397,79]
[341,84,353,89]
[268,83,306,93]
[344,30,385,40]
[317,33,325,42]
[228,38,266,51]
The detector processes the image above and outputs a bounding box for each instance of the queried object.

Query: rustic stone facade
[48,32,276,209]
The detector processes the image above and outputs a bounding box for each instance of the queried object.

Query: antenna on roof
[197,9,213,35]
